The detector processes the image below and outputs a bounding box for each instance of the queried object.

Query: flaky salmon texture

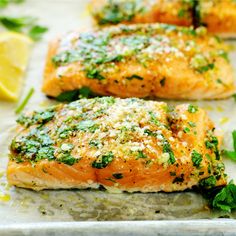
[8,97,226,191]
[43,23,234,100]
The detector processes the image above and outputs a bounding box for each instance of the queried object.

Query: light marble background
[0,0,236,234]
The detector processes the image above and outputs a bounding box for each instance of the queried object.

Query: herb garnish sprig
[0,0,48,40]
[223,130,236,161]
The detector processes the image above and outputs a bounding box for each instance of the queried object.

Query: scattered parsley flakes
[136,150,147,159]
[112,173,123,179]
[191,150,202,168]
[183,127,190,133]
[77,120,99,133]
[126,74,143,81]
[56,87,96,102]
[188,121,196,127]
[161,135,176,164]
[92,151,114,169]
[199,176,216,188]
[188,104,198,113]
[148,111,160,126]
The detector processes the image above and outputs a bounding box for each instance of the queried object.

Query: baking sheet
[0,0,236,228]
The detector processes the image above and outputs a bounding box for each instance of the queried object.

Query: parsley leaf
[0,16,48,41]
[0,0,24,8]
[212,180,236,212]
[0,16,36,31]
[28,25,48,41]
[232,94,236,102]
[191,150,203,168]
[56,87,97,102]
[136,150,147,159]
[92,152,114,169]
[223,130,236,161]
[188,104,198,113]
[126,74,143,80]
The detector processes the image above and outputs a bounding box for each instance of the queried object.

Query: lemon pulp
[0,32,32,102]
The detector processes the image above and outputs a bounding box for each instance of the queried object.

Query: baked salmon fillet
[8,97,226,191]
[197,0,236,37]
[42,23,234,100]
[90,0,236,36]
[90,0,193,27]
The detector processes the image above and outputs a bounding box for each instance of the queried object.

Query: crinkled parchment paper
[0,0,236,223]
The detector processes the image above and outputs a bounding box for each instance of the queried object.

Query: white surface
[0,0,236,228]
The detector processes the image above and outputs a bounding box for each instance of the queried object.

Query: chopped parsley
[94,0,146,25]
[161,135,176,164]
[217,50,229,62]
[205,134,220,160]
[16,108,55,127]
[86,69,106,81]
[190,54,214,73]
[89,139,100,148]
[136,150,147,159]
[188,104,198,113]
[126,74,143,80]
[56,87,97,102]
[112,173,123,179]
[183,127,190,133]
[144,129,157,137]
[188,121,196,127]
[199,176,216,188]
[223,130,236,161]
[10,127,55,163]
[92,151,114,169]
[57,143,77,165]
[148,111,160,126]
[191,150,202,168]
[77,120,99,133]
[57,154,77,165]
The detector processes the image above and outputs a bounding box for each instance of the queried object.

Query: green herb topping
[191,150,203,168]
[92,151,114,169]
[188,104,198,113]
[16,108,55,127]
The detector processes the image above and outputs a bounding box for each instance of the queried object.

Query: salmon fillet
[90,0,236,36]
[198,0,236,37]
[90,0,193,27]
[8,97,227,191]
[42,23,234,100]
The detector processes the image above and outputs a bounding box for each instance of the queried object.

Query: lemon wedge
[0,32,32,102]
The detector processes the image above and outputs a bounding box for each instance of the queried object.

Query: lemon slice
[0,32,32,102]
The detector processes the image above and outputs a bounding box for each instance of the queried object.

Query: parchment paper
[0,0,236,223]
